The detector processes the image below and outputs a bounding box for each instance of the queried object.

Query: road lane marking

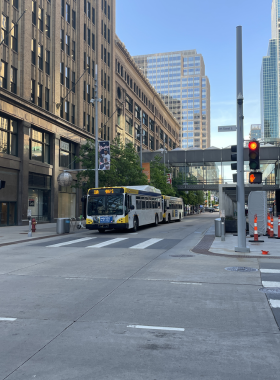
[260,269,280,274]
[0,317,17,321]
[127,325,184,332]
[86,238,128,248]
[171,282,202,285]
[262,281,280,288]
[47,237,95,248]
[129,238,163,249]
[269,299,280,308]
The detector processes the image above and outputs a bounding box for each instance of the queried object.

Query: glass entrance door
[0,202,16,226]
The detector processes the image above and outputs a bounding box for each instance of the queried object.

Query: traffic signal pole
[235,26,250,253]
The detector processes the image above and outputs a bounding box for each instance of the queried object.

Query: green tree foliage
[75,137,148,190]
[150,155,175,196]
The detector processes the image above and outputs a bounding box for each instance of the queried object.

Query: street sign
[218,125,237,132]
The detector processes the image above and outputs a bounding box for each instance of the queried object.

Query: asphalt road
[0,213,280,380]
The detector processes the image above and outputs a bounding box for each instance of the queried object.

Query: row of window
[60,63,75,92]
[0,116,76,168]
[31,81,50,110]
[136,196,162,210]
[1,15,18,52]
[31,40,50,74]
[83,25,96,51]
[0,61,17,94]
[101,20,110,44]
[61,0,76,28]
[60,98,75,125]
[84,0,96,23]
[32,2,51,37]
[101,44,110,67]
[61,30,76,59]
[101,70,110,92]
[101,0,111,20]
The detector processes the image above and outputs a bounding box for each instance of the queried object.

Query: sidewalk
[0,221,86,246]
[209,216,280,258]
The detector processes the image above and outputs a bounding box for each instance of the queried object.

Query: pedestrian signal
[249,172,262,184]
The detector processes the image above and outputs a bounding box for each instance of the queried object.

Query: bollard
[269,213,274,238]
[267,212,271,236]
[276,216,280,239]
[249,214,264,242]
[254,214,258,241]
[221,217,225,242]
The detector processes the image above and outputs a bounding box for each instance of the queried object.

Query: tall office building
[249,124,262,140]
[261,0,280,143]
[133,50,211,149]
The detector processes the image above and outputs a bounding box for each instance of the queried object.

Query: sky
[116,0,272,148]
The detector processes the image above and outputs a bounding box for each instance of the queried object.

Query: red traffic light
[248,141,258,150]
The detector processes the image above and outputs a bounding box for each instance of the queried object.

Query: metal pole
[235,26,249,252]
[163,134,166,176]
[95,64,99,188]
[140,110,142,168]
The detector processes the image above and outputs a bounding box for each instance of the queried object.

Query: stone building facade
[0,0,180,226]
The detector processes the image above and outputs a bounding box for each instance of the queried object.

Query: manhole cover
[259,287,280,294]
[225,267,258,272]
[170,255,194,258]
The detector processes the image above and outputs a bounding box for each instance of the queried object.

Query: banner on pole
[167,173,172,185]
[99,141,110,170]
[142,163,150,182]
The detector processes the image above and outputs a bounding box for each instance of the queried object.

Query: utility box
[214,218,225,237]
[248,191,267,236]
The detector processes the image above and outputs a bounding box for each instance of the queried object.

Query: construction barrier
[276,216,280,239]
[269,213,274,238]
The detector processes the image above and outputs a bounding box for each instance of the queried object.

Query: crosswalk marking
[47,237,95,248]
[0,317,17,321]
[86,238,128,248]
[262,281,280,288]
[129,238,163,249]
[268,299,280,308]
[127,325,185,332]
[260,269,280,274]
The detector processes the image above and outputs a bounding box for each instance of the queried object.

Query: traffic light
[0,180,5,190]
[248,140,260,170]
[249,172,262,184]
[231,145,237,170]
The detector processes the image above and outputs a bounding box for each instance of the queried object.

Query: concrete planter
[225,219,237,233]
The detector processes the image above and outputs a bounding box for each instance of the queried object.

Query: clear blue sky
[116,0,271,148]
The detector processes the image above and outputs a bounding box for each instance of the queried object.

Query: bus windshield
[87,194,124,216]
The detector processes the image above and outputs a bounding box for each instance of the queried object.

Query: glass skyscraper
[133,50,210,149]
[261,0,280,143]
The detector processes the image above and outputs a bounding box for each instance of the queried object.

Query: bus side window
[141,197,145,209]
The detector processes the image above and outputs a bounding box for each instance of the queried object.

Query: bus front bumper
[86,223,129,230]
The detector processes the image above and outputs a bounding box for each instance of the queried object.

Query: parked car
[205,207,215,213]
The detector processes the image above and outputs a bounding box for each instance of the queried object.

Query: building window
[87,84,90,103]
[45,50,50,75]
[65,67,70,89]
[1,15,8,46]
[104,73,106,89]
[108,76,110,92]
[135,104,140,119]
[149,118,154,132]
[104,24,107,40]
[38,8,43,32]
[71,104,75,124]
[66,3,70,23]
[61,0,65,17]
[108,28,110,44]
[71,40,75,60]
[31,39,36,65]
[101,44,103,60]
[60,98,63,118]
[92,7,95,24]
[30,128,50,164]
[60,29,64,50]
[83,81,86,100]
[65,101,69,121]
[31,80,35,102]
[37,83,42,107]
[92,60,95,78]
[11,22,18,52]
[108,5,110,20]
[108,52,110,67]
[46,14,50,38]
[60,139,76,168]
[142,112,148,126]
[92,33,95,50]
[84,24,86,41]
[38,44,43,70]
[104,48,106,63]
[10,67,17,94]
[86,114,90,131]
[87,2,91,19]
[65,34,70,55]
[13,0,19,9]
[107,101,110,117]
[126,94,133,113]
[0,117,17,156]
[45,88,49,111]
[72,9,76,29]
[60,62,64,85]
[149,135,154,150]
[0,60,8,89]
[101,20,103,35]
[71,71,75,93]
[87,28,90,46]
[32,1,36,25]
[125,115,133,135]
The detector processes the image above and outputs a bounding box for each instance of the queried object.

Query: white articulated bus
[86,185,163,233]
[162,195,184,223]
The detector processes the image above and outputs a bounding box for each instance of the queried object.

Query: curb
[192,234,280,259]
[0,233,69,248]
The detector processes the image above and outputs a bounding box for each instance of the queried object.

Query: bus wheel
[98,229,106,233]
[168,214,171,223]
[178,213,182,222]
[154,215,159,226]
[132,217,138,232]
